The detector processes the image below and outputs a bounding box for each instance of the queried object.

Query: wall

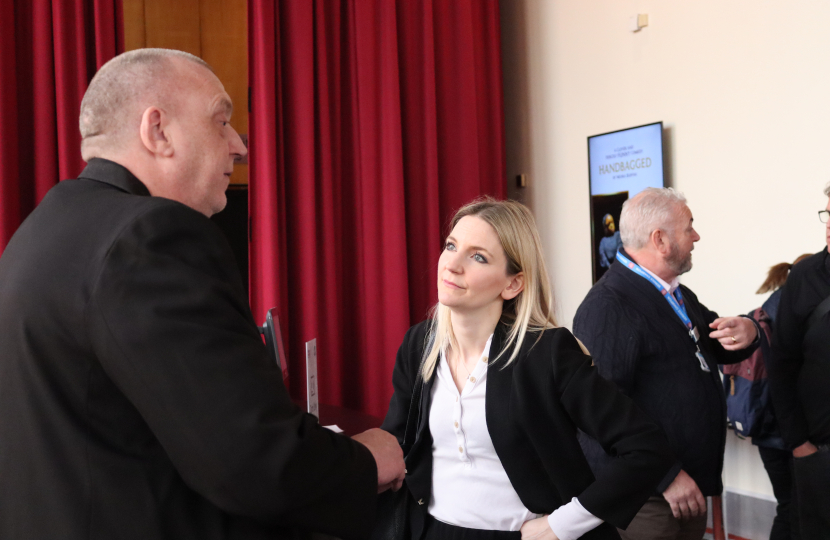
[121,0,250,289]
[123,0,248,185]
[500,0,830,498]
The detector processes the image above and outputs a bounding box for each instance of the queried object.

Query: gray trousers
[617,496,707,540]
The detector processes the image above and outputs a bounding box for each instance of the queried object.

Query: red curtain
[249,0,506,418]
[0,0,123,253]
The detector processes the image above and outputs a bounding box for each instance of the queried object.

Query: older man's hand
[352,428,406,493]
[662,469,706,520]
[709,317,758,350]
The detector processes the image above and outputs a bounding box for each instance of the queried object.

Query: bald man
[0,49,403,540]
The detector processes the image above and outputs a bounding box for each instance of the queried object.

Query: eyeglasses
[820,210,830,223]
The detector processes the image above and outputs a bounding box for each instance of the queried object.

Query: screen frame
[586,121,665,283]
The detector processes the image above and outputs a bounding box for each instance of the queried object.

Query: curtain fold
[249,0,506,418]
[0,0,123,253]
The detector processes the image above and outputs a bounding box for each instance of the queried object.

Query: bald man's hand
[352,428,405,493]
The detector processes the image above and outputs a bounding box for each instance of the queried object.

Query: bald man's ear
[139,107,174,157]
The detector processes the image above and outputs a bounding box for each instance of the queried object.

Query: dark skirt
[422,514,521,540]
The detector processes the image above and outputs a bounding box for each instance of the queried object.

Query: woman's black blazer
[381,321,675,540]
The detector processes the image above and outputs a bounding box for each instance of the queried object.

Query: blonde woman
[381,198,675,540]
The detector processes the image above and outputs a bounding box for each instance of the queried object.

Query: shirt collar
[618,248,681,294]
[639,264,680,295]
[482,334,494,361]
[439,334,494,365]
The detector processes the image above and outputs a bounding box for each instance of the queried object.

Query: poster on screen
[587,122,665,283]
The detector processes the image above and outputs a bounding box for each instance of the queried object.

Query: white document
[305,339,318,419]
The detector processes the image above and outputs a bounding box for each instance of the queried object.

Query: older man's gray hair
[79,48,210,160]
[619,187,687,250]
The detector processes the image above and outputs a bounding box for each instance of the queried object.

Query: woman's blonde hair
[421,198,557,380]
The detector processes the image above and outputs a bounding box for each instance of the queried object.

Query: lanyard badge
[689,327,711,373]
[616,252,711,372]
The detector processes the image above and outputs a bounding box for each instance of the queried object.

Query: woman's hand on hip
[520,516,558,540]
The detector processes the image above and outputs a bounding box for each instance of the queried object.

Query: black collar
[77,158,151,197]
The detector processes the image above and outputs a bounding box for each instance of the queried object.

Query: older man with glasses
[768,184,830,537]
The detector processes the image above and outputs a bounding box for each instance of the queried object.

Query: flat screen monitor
[587,121,665,283]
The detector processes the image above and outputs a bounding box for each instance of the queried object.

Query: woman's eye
[445,242,456,251]
[473,253,487,263]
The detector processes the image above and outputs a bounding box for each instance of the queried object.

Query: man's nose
[230,129,248,158]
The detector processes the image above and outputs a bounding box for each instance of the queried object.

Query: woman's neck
[449,303,502,363]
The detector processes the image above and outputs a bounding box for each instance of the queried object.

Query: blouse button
[454,421,459,428]
[458,446,463,453]
[469,376,476,383]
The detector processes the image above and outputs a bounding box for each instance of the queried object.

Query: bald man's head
[79,49,211,161]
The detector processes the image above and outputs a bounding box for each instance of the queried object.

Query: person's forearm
[546,498,603,540]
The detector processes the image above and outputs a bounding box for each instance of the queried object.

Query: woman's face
[437,216,522,314]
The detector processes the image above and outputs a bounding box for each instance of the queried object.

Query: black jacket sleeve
[690,290,759,366]
[574,292,684,493]
[547,330,675,528]
[86,203,377,539]
[768,274,810,448]
[381,322,427,444]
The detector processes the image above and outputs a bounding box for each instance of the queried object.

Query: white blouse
[427,335,602,540]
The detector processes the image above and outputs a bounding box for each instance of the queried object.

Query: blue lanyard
[615,251,692,329]
[615,251,710,372]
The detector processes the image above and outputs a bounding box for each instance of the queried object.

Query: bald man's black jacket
[0,159,376,540]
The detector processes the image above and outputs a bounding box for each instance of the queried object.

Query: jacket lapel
[484,323,514,457]
[410,363,436,455]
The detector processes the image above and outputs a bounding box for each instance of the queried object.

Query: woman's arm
[549,329,675,529]
[381,322,428,443]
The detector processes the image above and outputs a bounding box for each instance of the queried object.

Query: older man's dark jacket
[573,252,756,496]
[0,159,376,540]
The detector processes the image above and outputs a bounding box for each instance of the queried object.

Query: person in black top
[574,188,760,540]
[725,255,810,540]
[0,48,405,540]
[768,184,830,538]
